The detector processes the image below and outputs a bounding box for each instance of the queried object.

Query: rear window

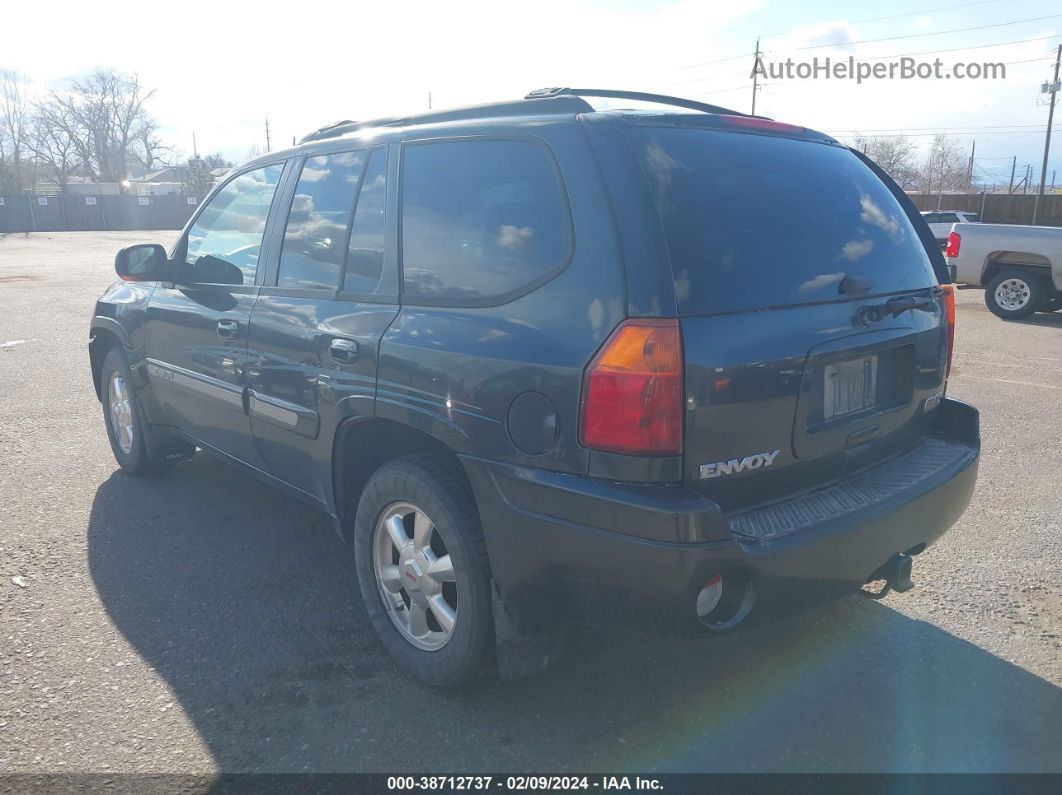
[628,127,935,315]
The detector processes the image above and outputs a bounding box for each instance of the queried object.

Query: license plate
[823,356,878,421]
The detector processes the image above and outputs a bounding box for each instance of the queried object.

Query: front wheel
[100,347,171,475]
[353,455,493,688]
[985,269,1045,320]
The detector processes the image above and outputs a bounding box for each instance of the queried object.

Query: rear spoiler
[850,148,951,285]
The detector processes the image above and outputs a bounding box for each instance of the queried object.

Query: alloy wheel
[372,502,459,651]
[108,373,134,454]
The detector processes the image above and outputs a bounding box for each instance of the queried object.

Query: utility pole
[265,118,272,152]
[192,131,199,159]
[1032,43,1061,225]
[1024,164,1031,194]
[966,141,976,189]
[1008,155,1016,193]
[751,38,761,115]
[428,91,433,110]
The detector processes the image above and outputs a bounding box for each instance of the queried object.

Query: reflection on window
[401,140,568,302]
[344,148,387,294]
[185,164,283,285]
[279,151,366,290]
[632,128,934,314]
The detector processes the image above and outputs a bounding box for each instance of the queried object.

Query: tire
[985,269,1046,320]
[100,347,172,475]
[353,454,493,688]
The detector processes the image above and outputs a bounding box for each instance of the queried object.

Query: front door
[245,146,398,501]
[144,162,286,468]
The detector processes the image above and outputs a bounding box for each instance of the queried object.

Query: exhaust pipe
[862,553,914,600]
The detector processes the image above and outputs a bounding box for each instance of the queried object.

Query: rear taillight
[945,231,961,258]
[579,319,683,456]
[942,284,956,378]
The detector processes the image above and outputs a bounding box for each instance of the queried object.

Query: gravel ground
[0,230,1059,774]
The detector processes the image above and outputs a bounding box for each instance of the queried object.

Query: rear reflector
[942,284,956,378]
[715,114,805,136]
[945,231,961,258]
[580,319,683,456]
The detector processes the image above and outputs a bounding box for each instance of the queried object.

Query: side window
[344,148,387,294]
[185,164,283,285]
[279,151,366,290]
[401,139,569,302]
[940,213,959,224]
[922,213,940,224]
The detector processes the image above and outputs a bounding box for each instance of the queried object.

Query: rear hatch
[622,122,947,511]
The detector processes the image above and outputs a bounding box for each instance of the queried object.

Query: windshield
[628,126,936,315]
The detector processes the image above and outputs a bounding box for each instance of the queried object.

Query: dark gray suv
[89,88,980,687]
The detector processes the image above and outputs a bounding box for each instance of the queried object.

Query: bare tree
[29,103,79,190]
[50,69,155,183]
[0,69,31,191]
[202,152,232,169]
[850,134,920,190]
[918,134,967,196]
[181,155,214,198]
[131,117,175,172]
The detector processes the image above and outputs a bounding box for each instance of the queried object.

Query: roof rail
[524,87,749,117]
[299,87,750,144]
[299,94,594,143]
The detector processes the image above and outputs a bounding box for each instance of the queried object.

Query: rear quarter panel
[375,119,627,475]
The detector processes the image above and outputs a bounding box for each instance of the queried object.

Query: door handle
[217,319,240,341]
[329,338,359,364]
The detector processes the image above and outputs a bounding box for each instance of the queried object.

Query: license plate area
[807,346,913,431]
[824,356,878,421]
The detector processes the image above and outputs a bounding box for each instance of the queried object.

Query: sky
[3,0,1061,187]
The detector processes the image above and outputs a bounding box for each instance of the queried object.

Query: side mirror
[115,244,169,282]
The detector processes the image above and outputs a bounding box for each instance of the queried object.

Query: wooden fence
[906,193,1062,227]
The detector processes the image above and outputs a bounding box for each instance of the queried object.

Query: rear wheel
[985,269,1045,320]
[353,455,493,688]
[100,347,172,475]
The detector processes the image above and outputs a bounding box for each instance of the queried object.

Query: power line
[674,34,1060,88]
[679,0,1012,69]
[831,0,1003,28]
[773,14,1062,54]
[840,34,1062,62]
[834,130,1049,139]
[679,52,755,70]
[827,123,1046,132]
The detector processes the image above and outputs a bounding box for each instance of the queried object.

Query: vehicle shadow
[87,456,1062,773]
[1010,311,1062,329]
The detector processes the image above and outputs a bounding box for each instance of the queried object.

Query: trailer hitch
[861,552,914,600]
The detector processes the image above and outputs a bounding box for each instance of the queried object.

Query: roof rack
[299,87,748,144]
[524,87,748,117]
[299,95,594,143]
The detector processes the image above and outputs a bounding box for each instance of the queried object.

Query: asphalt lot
[0,230,1060,774]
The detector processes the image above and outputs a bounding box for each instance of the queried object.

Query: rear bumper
[463,398,979,635]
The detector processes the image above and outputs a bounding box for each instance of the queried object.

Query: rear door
[245,145,398,501]
[619,123,946,511]
[145,162,286,467]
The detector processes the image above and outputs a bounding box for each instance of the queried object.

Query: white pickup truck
[946,222,1062,319]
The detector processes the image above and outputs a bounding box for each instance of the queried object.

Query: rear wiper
[857,294,936,326]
